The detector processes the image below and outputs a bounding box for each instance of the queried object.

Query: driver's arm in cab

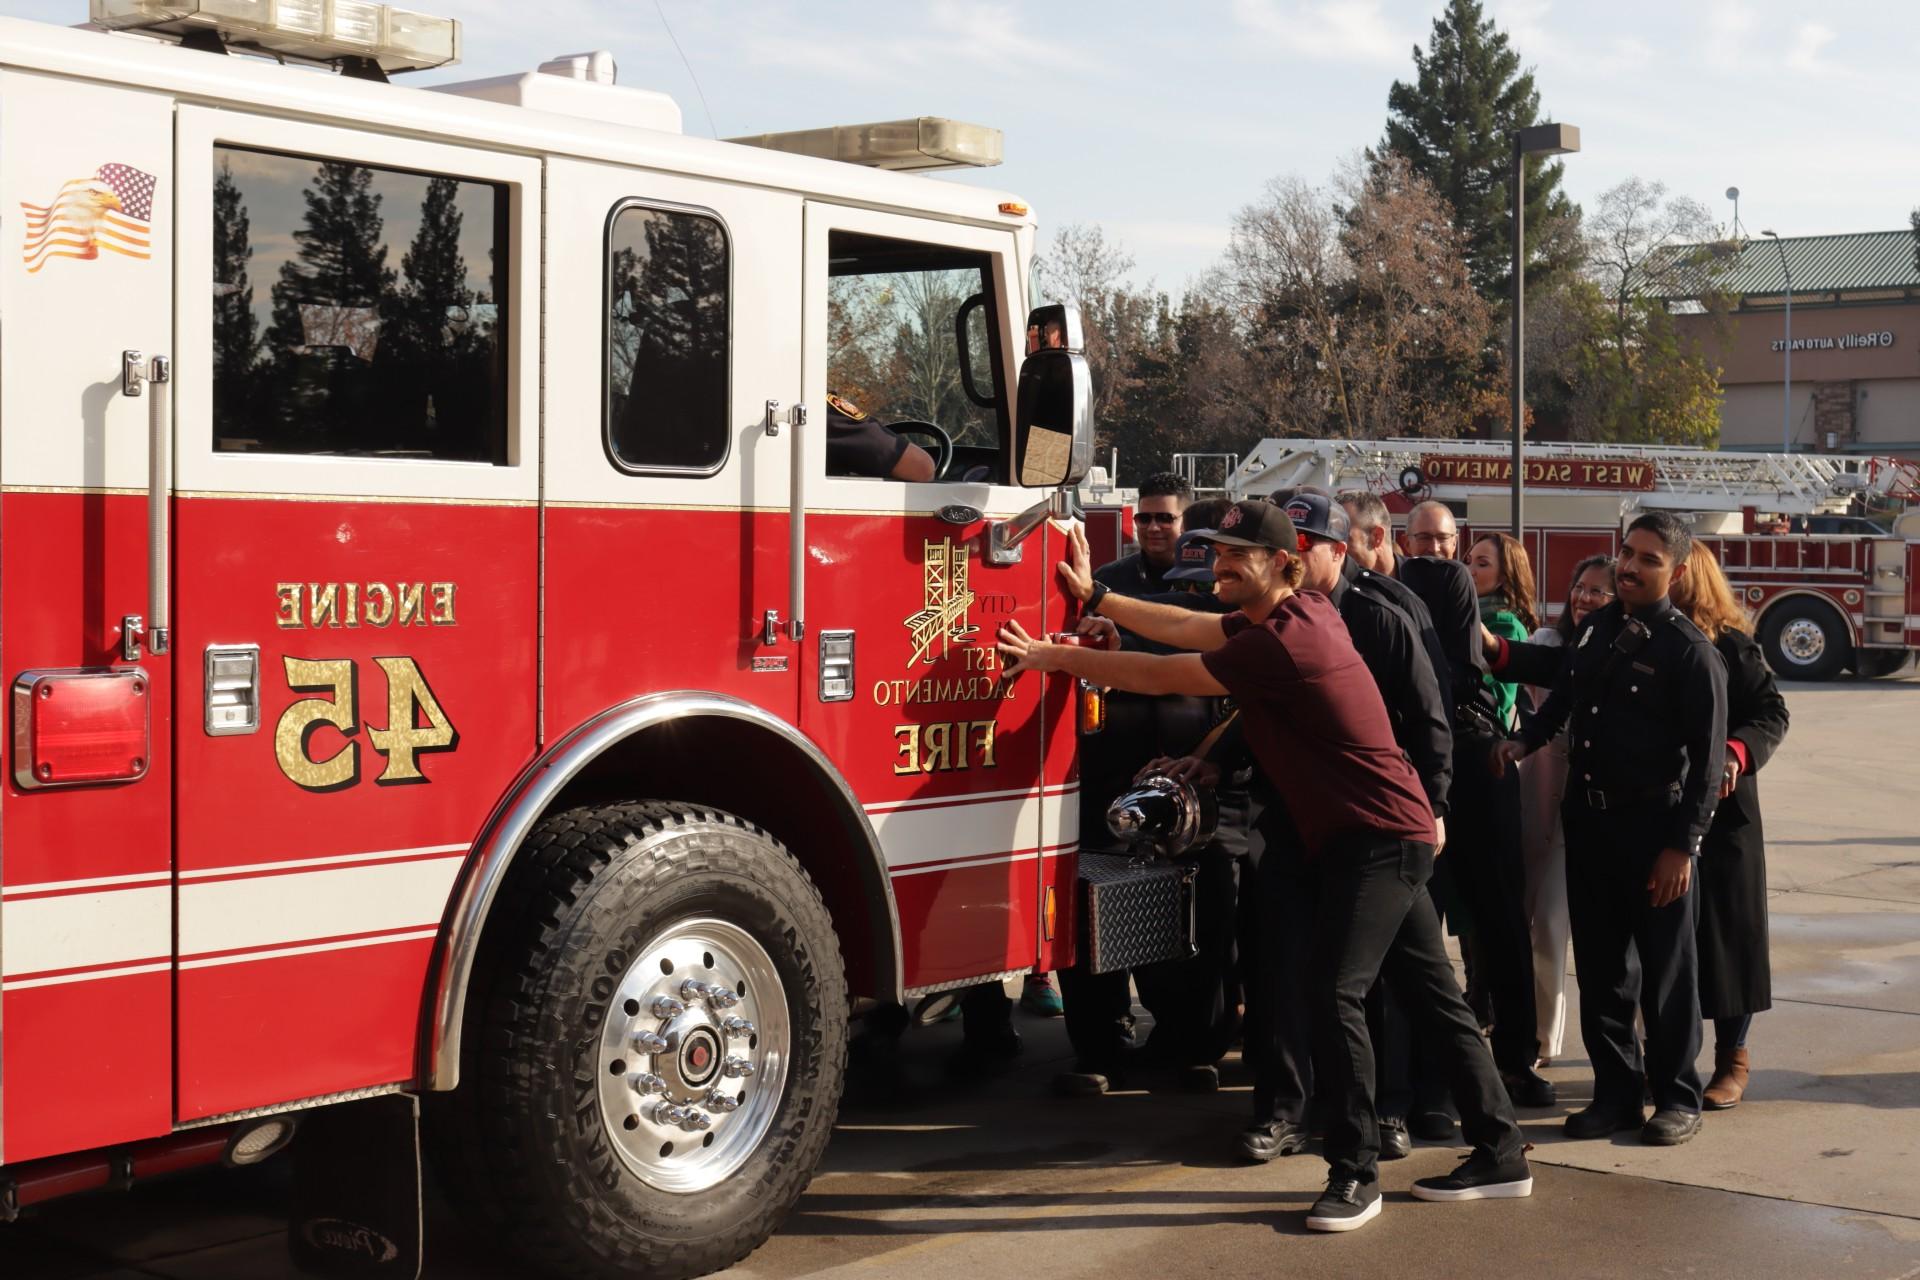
[826,393,935,481]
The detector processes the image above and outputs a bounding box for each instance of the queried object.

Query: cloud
[1229,0,1407,65]
[1497,0,1557,61]
[1703,0,1756,71]
[1785,22,1837,74]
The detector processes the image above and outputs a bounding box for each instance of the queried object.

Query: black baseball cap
[1193,499,1299,551]
[1275,487,1351,543]
[1163,531,1216,582]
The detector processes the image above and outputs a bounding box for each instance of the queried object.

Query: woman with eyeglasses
[1669,543,1788,1110]
[1516,554,1615,1067]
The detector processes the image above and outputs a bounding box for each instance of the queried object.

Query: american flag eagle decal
[20,163,157,273]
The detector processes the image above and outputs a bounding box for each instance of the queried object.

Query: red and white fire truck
[1227,437,1920,681]
[0,6,1095,1276]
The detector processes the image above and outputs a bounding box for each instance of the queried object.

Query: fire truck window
[211,146,509,463]
[606,205,730,474]
[827,231,1007,480]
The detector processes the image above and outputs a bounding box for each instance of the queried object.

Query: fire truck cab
[0,7,1092,1276]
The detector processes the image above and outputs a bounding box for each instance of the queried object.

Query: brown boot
[1703,1047,1749,1110]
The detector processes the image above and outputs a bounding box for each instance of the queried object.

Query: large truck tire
[1759,597,1850,682]
[431,801,846,1280]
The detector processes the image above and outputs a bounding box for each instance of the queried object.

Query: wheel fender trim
[424,691,900,1091]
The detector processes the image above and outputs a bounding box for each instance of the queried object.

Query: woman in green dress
[1466,533,1539,733]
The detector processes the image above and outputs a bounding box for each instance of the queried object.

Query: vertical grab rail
[787,403,808,643]
[147,356,172,656]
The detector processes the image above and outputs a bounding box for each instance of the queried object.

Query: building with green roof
[1662,230,1920,458]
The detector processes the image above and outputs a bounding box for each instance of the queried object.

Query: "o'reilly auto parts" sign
[1421,454,1657,492]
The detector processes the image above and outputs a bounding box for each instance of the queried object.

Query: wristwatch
[1085,580,1110,615]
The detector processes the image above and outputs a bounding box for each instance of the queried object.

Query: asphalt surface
[6,672,1920,1279]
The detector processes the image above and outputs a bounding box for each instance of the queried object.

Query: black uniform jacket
[1329,559,1454,817]
[1712,628,1790,838]
[1522,597,1729,853]
[1395,555,1494,712]
[1094,551,1174,598]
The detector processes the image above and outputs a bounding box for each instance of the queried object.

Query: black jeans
[1309,832,1525,1182]
[1564,803,1704,1114]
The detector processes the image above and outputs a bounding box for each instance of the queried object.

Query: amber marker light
[998,201,1030,217]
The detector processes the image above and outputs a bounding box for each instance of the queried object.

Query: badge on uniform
[825,392,866,421]
[1578,628,1593,648]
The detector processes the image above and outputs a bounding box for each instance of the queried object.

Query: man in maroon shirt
[998,501,1530,1232]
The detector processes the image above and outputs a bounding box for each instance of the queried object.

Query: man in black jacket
[1491,512,1728,1145]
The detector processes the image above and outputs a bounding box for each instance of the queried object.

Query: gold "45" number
[274,655,458,792]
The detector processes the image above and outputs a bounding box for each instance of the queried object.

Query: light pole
[1761,229,1793,453]
[1510,122,1580,540]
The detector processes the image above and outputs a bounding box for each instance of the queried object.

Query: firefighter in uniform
[1491,512,1728,1145]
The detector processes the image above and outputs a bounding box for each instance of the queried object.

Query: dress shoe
[1177,1064,1220,1093]
[1564,1103,1645,1139]
[1503,1067,1557,1109]
[1408,1108,1457,1143]
[1642,1108,1702,1145]
[1703,1047,1749,1110]
[1236,1119,1310,1163]
[945,1029,1020,1079]
[1378,1115,1412,1161]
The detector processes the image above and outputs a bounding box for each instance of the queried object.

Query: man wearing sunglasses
[1093,471,1191,597]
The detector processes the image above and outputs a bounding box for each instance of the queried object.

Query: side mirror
[1014,303,1093,489]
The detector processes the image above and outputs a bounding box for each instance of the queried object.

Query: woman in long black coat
[1673,545,1790,1109]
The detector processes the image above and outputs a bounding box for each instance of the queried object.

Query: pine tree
[265,161,393,449]
[1381,0,1575,300]
[211,157,258,438]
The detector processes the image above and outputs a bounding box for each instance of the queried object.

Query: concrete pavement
[5,673,1919,1278]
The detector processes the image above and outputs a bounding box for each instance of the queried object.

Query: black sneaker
[1564,1103,1645,1140]
[1410,1151,1534,1202]
[1306,1175,1382,1232]
[1378,1115,1412,1161]
[1641,1108,1702,1146]
[1236,1119,1311,1163]
[1503,1067,1557,1109]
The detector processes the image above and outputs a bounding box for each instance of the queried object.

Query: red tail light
[12,669,151,789]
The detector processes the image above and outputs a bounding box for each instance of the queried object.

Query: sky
[18,0,1920,292]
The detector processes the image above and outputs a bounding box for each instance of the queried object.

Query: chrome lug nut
[650,1102,691,1128]
[721,1016,756,1038]
[704,1088,742,1113]
[627,1071,667,1096]
[630,1030,670,1054]
[721,1056,756,1080]
[649,995,686,1019]
[678,1109,713,1133]
[706,986,741,1011]
[679,979,713,1002]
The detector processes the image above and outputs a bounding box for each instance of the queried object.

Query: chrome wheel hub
[1781,618,1826,664]
[596,917,788,1193]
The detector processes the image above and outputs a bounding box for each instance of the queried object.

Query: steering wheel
[886,420,954,480]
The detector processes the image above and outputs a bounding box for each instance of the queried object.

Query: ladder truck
[1225,438,1920,681]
